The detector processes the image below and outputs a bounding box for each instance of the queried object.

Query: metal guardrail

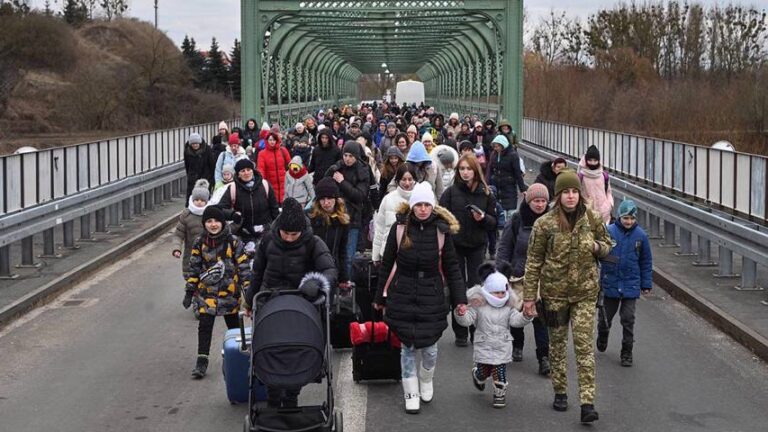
[522,118,768,224]
[0,119,242,216]
[264,99,357,130]
[520,143,767,296]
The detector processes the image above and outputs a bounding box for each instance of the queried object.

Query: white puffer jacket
[371,187,412,262]
[454,286,532,365]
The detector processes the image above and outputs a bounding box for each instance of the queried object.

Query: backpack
[578,171,610,193]
[228,179,270,207]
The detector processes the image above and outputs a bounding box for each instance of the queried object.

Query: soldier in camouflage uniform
[522,170,612,424]
[183,206,251,379]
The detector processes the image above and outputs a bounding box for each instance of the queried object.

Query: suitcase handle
[238,311,247,351]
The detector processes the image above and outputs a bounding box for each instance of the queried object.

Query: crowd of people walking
[173,101,653,424]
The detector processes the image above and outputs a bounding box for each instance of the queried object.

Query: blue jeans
[345,228,360,278]
[401,343,438,379]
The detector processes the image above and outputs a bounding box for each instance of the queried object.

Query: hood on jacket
[578,156,604,178]
[245,118,259,132]
[317,128,335,148]
[406,141,431,164]
[538,160,557,180]
[394,202,460,235]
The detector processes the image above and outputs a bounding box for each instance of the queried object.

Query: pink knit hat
[525,183,550,203]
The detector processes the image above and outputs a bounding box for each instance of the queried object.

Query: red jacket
[257,135,291,203]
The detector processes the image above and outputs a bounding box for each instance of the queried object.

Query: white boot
[402,376,420,414]
[418,365,435,403]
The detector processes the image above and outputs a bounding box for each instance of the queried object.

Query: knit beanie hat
[421,131,433,143]
[409,182,435,208]
[387,121,397,129]
[459,140,474,152]
[407,124,418,134]
[315,177,340,199]
[222,164,235,177]
[525,183,549,204]
[277,198,307,232]
[437,148,456,165]
[474,121,483,128]
[190,179,210,202]
[218,121,229,132]
[492,134,509,149]
[585,144,600,161]
[385,146,405,161]
[188,133,202,145]
[482,271,510,308]
[235,158,254,173]
[618,199,638,218]
[228,133,240,145]
[289,155,303,172]
[450,112,459,121]
[555,170,581,196]
[201,206,226,226]
[342,141,361,159]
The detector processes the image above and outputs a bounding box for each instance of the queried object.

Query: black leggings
[452,245,486,340]
[198,313,239,356]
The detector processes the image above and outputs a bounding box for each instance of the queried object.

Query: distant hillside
[0,14,236,155]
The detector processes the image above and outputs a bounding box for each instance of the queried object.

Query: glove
[244,241,256,255]
[252,225,264,234]
[231,212,243,226]
[182,291,194,309]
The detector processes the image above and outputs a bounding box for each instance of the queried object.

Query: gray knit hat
[188,133,202,145]
[222,164,235,177]
[191,179,210,202]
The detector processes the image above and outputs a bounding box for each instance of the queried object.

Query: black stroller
[245,280,342,432]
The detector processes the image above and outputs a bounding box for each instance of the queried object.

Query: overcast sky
[34,0,749,52]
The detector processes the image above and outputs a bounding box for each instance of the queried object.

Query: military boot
[621,342,633,367]
[191,355,208,379]
[581,404,599,423]
[552,393,568,412]
[596,331,608,352]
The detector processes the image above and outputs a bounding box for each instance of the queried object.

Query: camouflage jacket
[185,232,251,316]
[523,208,612,303]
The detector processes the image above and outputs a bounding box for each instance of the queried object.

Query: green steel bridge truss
[241,0,523,131]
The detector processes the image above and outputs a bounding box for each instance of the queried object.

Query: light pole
[154,0,158,28]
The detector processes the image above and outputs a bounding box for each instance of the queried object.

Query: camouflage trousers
[546,298,597,404]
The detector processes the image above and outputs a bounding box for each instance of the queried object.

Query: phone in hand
[466,204,483,214]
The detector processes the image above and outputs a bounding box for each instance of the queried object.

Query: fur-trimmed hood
[394,201,460,234]
[466,285,520,309]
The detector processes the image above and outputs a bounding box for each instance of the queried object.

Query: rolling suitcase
[351,308,402,383]
[221,314,267,404]
[330,285,358,349]
[351,253,377,323]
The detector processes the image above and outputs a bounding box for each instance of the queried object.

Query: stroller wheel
[334,410,343,432]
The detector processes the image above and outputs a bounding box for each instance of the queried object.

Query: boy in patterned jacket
[183,206,251,379]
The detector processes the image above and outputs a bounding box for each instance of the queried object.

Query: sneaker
[580,404,599,423]
[191,355,208,379]
[492,382,507,408]
[552,393,568,412]
[455,337,469,347]
[512,347,523,362]
[538,356,551,376]
[596,332,608,352]
[471,367,486,391]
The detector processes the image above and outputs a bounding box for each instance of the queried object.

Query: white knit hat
[484,272,508,293]
[421,131,433,143]
[409,182,435,208]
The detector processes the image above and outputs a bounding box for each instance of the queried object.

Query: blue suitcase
[222,316,267,404]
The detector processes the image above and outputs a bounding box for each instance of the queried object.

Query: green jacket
[523,207,612,303]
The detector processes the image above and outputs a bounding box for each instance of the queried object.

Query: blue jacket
[600,222,653,299]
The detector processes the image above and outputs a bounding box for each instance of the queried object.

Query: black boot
[552,393,568,412]
[512,347,523,362]
[191,355,208,379]
[581,404,599,423]
[538,356,551,376]
[621,342,633,367]
[596,331,608,352]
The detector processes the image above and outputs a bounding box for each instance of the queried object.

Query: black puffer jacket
[438,181,497,249]
[374,204,467,349]
[324,161,370,228]
[496,200,548,277]
[534,160,557,199]
[246,227,338,308]
[240,118,260,148]
[183,141,214,188]
[489,145,527,210]
[311,216,350,282]
[217,172,280,241]
[309,129,341,185]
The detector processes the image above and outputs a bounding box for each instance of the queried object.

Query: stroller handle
[251,289,306,314]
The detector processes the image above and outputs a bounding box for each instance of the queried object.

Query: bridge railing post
[39,228,61,258]
[713,246,739,278]
[676,228,695,256]
[659,220,678,248]
[693,236,716,266]
[62,220,77,250]
[735,258,763,291]
[0,245,18,279]
[18,236,40,268]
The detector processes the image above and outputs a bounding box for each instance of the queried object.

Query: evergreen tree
[204,37,227,93]
[181,35,205,88]
[63,0,88,26]
[229,39,241,100]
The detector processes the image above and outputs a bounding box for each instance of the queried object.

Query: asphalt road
[0,233,767,432]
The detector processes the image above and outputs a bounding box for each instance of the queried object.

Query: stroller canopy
[252,294,325,387]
